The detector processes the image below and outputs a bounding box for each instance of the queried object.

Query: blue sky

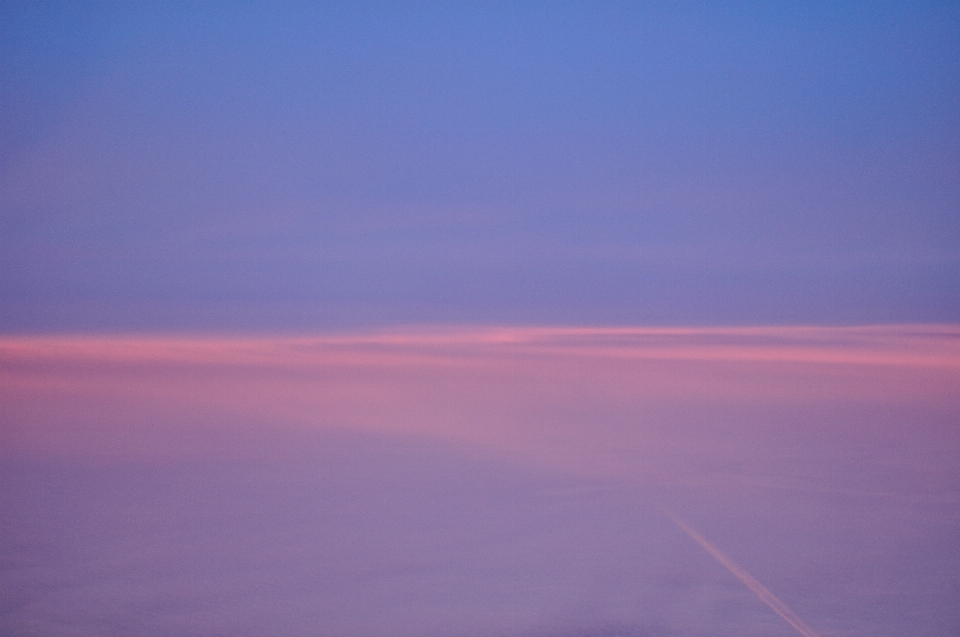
[2,2,958,329]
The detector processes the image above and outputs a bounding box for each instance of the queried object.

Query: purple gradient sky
[3,5,960,637]
[2,2,959,330]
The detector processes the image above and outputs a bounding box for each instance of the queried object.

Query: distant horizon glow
[4,323,958,465]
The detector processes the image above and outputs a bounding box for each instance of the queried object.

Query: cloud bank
[2,325,958,636]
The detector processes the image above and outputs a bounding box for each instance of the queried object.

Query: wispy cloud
[3,323,958,367]
[3,324,958,465]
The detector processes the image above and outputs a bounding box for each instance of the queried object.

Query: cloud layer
[2,325,958,635]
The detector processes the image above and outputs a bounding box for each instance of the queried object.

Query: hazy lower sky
[3,2,958,329]
[3,326,959,636]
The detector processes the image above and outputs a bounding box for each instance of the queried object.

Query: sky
[2,1,958,329]
[2,4,960,637]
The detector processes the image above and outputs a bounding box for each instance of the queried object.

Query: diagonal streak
[662,508,821,637]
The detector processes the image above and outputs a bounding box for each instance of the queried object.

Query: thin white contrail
[662,508,821,637]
